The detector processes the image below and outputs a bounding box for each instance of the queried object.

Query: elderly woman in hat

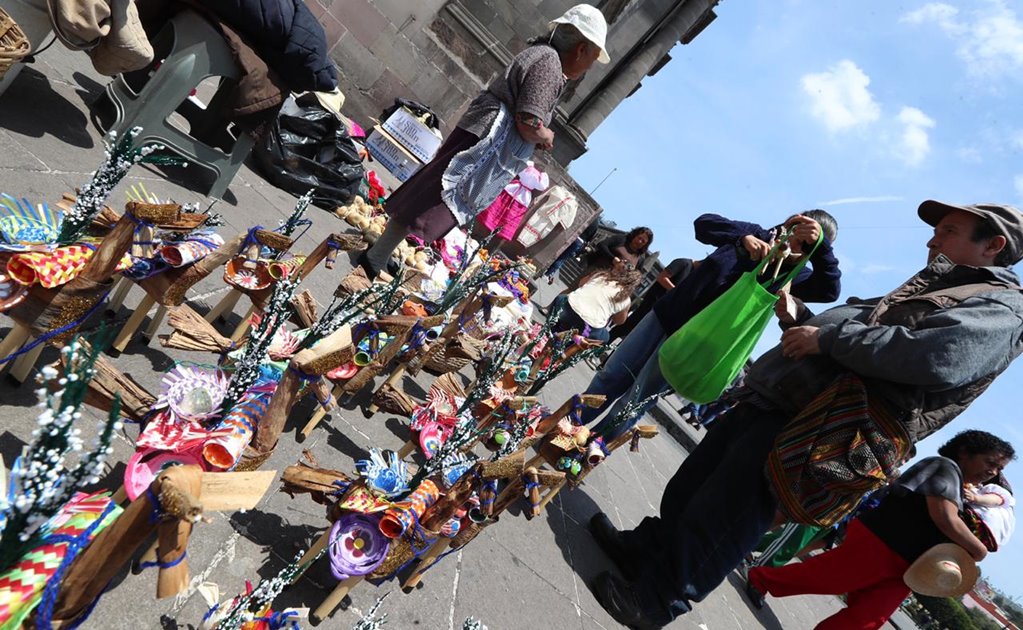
[357,4,610,277]
[746,430,1014,630]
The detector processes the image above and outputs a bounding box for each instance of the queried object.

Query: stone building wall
[305,0,718,267]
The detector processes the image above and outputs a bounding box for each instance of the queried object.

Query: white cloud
[893,106,936,167]
[902,0,1023,79]
[818,195,903,206]
[861,263,898,274]
[800,60,881,132]
[957,146,983,163]
[901,3,963,32]
[1011,130,1023,150]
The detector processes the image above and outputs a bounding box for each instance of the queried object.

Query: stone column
[568,0,716,139]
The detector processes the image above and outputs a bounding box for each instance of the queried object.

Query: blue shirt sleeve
[789,237,842,303]
[694,214,772,247]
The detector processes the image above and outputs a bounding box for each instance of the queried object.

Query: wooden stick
[291,528,331,583]
[134,539,159,574]
[292,290,318,329]
[142,305,167,342]
[369,364,406,413]
[0,323,32,362]
[7,340,45,384]
[311,575,363,623]
[204,289,242,323]
[79,211,139,283]
[401,538,451,592]
[251,368,301,453]
[536,478,566,514]
[111,294,156,352]
[111,485,128,505]
[106,276,133,313]
[524,453,546,470]
[490,476,524,517]
[525,467,541,518]
[397,439,416,460]
[300,384,340,439]
[229,304,256,342]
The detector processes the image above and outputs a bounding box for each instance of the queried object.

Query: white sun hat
[549,4,611,64]
[903,543,981,598]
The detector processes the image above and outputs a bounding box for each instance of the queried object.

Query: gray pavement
[0,46,912,630]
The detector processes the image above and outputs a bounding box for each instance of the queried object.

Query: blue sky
[571,0,1023,600]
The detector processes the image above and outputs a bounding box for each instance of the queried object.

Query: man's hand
[536,127,555,151]
[780,326,821,360]
[742,234,772,261]
[785,215,822,246]
[775,290,801,326]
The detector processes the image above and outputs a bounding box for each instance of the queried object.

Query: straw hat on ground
[903,543,980,598]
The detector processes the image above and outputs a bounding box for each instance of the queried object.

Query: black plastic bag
[253,93,365,208]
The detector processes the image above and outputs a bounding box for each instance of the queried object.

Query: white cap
[550,4,611,64]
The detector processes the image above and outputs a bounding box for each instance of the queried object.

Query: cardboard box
[381,107,443,163]
[365,126,424,182]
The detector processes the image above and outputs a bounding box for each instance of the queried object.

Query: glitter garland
[57,127,185,245]
[526,340,609,397]
[218,278,298,416]
[517,298,565,362]
[301,272,405,350]
[214,549,325,630]
[0,331,122,571]
[277,190,313,239]
[351,593,389,630]
[594,389,663,440]
[457,330,517,415]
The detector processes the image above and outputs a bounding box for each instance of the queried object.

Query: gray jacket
[744,255,1023,442]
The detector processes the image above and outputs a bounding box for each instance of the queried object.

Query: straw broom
[159,305,235,353]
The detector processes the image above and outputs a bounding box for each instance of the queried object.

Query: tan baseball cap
[918,200,1023,264]
[550,4,611,64]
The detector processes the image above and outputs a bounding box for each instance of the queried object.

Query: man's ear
[986,234,1008,257]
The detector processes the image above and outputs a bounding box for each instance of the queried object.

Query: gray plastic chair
[99,10,254,199]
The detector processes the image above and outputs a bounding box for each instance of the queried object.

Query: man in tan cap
[589,201,1023,629]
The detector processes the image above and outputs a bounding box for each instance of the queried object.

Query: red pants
[748,519,910,630]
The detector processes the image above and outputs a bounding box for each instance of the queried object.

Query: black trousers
[621,402,788,620]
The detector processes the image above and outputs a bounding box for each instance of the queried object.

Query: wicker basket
[0,8,31,81]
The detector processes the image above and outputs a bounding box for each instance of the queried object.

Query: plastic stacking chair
[97,10,254,199]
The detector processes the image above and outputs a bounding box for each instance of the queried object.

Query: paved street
[0,47,913,629]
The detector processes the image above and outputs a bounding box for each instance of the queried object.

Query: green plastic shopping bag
[658,233,822,403]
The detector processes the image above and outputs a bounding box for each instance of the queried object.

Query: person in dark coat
[580,210,841,442]
[200,0,337,93]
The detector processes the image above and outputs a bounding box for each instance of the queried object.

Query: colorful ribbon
[6,245,133,288]
[158,231,224,267]
[378,480,440,539]
[202,380,277,469]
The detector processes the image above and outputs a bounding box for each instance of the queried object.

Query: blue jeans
[621,403,787,621]
[581,311,670,441]
[550,295,610,342]
[544,238,584,279]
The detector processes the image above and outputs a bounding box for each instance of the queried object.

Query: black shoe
[593,571,666,630]
[745,577,766,609]
[354,251,377,277]
[589,512,640,580]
